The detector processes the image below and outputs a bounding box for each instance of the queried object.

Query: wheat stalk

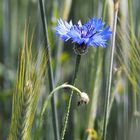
[8,25,47,140]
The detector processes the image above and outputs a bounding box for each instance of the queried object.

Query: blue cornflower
[55,18,112,54]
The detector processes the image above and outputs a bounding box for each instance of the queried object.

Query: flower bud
[77,92,89,106]
[73,44,88,55]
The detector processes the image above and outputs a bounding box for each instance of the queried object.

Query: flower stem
[39,0,60,140]
[37,83,88,139]
[72,55,81,85]
[102,1,119,140]
[61,54,81,140]
[41,84,83,118]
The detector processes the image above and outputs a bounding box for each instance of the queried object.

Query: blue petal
[55,19,73,41]
[55,18,112,48]
[85,18,105,31]
[89,33,109,48]
[67,26,81,43]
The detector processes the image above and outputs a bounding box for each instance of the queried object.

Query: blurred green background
[0,0,140,140]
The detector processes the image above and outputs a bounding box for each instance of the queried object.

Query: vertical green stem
[61,54,81,140]
[102,1,119,140]
[132,81,137,114]
[39,0,60,140]
[71,55,81,85]
[102,0,107,21]
[128,0,138,117]
[128,0,134,45]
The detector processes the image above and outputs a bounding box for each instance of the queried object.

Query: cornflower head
[55,18,112,55]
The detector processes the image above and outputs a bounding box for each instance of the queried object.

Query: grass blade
[102,1,119,140]
[38,0,60,140]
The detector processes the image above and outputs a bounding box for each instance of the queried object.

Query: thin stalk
[84,1,107,139]
[87,54,102,128]
[132,81,137,114]
[62,0,72,20]
[101,0,109,124]
[39,0,60,140]
[83,49,99,140]
[128,0,138,118]
[102,1,119,140]
[128,0,134,45]
[40,84,83,118]
[37,83,89,139]
[102,0,107,21]
[120,2,129,139]
[86,49,99,128]
[61,54,81,140]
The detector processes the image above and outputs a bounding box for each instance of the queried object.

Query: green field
[0,0,140,140]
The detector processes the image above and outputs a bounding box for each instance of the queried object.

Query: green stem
[132,81,137,114]
[61,54,81,140]
[37,83,86,139]
[39,0,60,140]
[41,84,82,118]
[128,0,134,45]
[72,55,81,85]
[102,1,119,140]
[128,0,138,117]
[102,0,107,21]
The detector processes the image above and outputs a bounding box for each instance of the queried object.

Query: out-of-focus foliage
[0,0,140,140]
